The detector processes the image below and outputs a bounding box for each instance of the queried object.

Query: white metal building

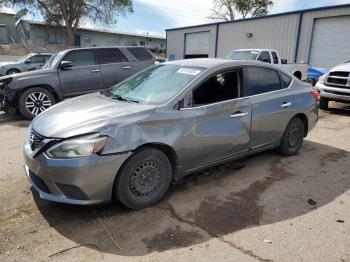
[166,4,350,69]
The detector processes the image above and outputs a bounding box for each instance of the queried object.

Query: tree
[209,0,273,21]
[0,0,133,46]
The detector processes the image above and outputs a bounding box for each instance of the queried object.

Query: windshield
[42,51,65,69]
[17,54,33,63]
[227,50,259,60]
[106,64,204,104]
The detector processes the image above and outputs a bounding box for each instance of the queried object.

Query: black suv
[0,46,155,119]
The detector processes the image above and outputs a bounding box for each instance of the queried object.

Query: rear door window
[63,50,97,67]
[279,72,292,88]
[271,51,279,64]
[257,51,271,63]
[99,48,128,64]
[245,67,281,96]
[127,47,153,61]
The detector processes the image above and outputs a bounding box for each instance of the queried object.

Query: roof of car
[164,58,273,69]
[62,46,148,53]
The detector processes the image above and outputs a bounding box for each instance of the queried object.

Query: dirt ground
[0,103,349,262]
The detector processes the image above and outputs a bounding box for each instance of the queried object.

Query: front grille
[29,129,45,151]
[56,183,89,200]
[327,77,348,86]
[28,169,51,194]
[329,71,349,78]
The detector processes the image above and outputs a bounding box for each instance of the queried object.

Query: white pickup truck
[227,49,308,81]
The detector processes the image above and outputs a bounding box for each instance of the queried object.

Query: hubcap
[130,161,161,197]
[25,92,52,116]
[286,126,300,148]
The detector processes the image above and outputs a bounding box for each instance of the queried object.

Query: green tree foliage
[209,0,273,21]
[0,0,133,45]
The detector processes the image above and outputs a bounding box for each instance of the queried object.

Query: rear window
[127,47,153,61]
[246,67,281,96]
[99,48,128,64]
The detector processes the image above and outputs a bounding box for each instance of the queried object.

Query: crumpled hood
[32,93,157,138]
[330,63,350,72]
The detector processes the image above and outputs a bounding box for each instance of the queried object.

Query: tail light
[311,88,320,101]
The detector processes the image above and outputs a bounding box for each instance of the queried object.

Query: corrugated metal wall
[217,14,299,61]
[166,5,350,64]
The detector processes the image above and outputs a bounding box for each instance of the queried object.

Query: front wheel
[277,118,305,156]
[18,87,56,120]
[319,97,329,110]
[114,147,172,209]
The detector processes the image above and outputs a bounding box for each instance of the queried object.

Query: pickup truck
[315,60,350,110]
[0,46,155,119]
[226,49,308,81]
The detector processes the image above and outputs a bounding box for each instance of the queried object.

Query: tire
[6,69,21,75]
[277,117,305,156]
[18,87,56,120]
[114,147,172,209]
[319,97,329,110]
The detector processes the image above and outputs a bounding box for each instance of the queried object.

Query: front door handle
[122,66,131,70]
[91,69,100,73]
[281,102,292,108]
[230,112,248,118]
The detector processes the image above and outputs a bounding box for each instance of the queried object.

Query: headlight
[317,74,327,84]
[46,134,107,159]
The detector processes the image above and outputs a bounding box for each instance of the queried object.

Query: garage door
[185,31,209,59]
[309,16,350,69]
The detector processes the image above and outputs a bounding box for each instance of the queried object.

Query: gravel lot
[0,104,349,262]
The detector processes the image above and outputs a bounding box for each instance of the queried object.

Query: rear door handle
[281,102,292,108]
[91,69,100,73]
[230,112,248,118]
[122,66,131,70]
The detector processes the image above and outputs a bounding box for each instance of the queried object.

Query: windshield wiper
[111,94,140,103]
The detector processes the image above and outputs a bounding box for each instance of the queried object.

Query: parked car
[0,53,53,76]
[226,49,308,81]
[0,46,155,119]
[315,60,350,110]
[308,67,328,86]
[23,59,318,209]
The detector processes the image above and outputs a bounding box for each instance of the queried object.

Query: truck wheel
[319,97,329,110]
[293,71,302,80]
[18,87,56,120]
[114,147,172,209]
[6,69,21,75]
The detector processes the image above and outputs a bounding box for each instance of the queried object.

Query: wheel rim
[129,161,161,197]
[286,126,300,148]
[25,92,52,116]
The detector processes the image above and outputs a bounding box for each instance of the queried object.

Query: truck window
[257,51,271,63]
[271,51,279,64]
[63,50,97,67]
[99,49,128,64]
[127,47,153,61]
[245,67,281,95]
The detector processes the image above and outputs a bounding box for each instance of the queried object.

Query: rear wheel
[114,147,172,209]
[277,117,304,156]
[319,97,329,110]
[18,87,55,120]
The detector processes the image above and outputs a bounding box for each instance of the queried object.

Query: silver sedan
[23,59,318,209]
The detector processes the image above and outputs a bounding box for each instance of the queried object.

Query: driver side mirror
[25,60,31,64]
[60,61,73,70]
[262,58,270,63]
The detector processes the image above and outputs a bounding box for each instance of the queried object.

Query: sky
[4,0,350,38]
